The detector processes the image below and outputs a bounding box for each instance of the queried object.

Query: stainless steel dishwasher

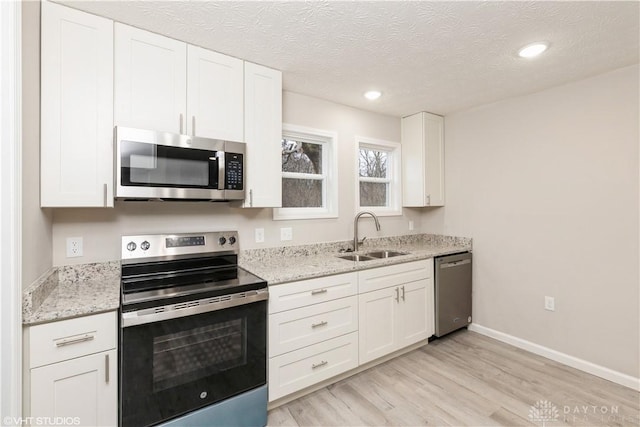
[434,252,472,337]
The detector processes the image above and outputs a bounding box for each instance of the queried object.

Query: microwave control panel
[225,153,243,190]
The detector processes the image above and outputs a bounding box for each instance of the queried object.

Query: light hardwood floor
[268,330,640,426]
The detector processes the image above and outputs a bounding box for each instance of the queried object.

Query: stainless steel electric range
[119,231,268,427]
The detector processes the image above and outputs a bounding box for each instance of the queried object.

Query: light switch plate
[280,227,293,241]
[544,296,555,311]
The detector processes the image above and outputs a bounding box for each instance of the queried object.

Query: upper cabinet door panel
[114,24,186,133]
[187,46,243,141]
[243,62,282,208]
[401,112,445,207]
[40,1,114,207]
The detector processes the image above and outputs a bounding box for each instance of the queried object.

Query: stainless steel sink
[364,250,408,259]
[337,254,376,262]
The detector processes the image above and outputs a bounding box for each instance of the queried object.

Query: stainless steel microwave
[115,127,245,201]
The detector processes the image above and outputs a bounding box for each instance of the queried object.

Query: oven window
[121,140,217,188]
[152,319,246,392]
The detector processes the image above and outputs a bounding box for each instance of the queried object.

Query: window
[356,137,402,216]
[273,124,338,220]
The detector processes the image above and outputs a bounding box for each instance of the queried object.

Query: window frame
[355,136,402,216]
[273,124,338,220]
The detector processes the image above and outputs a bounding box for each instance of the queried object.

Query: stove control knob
[228,236,237,245]
[218,237,227,245]
[140,241,150,251]
[126,241,137,252]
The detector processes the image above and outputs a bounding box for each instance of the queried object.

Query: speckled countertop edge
[239,233,472,285]
[23,261,121,326]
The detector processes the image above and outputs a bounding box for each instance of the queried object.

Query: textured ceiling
[59,1,640,117]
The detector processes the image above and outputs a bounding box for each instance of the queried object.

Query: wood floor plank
[267,330,640,427]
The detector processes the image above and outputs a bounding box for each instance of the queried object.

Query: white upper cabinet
[187,46,244,140]
[401,112,445,207]
[115,25,245,140]
[40,1,114,207]
[114,24,187,134]
[243,62,282,208]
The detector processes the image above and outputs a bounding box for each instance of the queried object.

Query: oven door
[115,127,226,200]
[120,298,267,427]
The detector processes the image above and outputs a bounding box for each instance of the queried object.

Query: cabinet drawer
[359,259,432,294]
[269,296,358,357]
[269,272,357,313]
[28,311,117,368]
[268,332,358,401]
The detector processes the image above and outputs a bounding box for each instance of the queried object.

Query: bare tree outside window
[282,139,323,207]
[359,148,389,207]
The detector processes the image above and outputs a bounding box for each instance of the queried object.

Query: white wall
[423,65,639,378]
[51,92,421,265]
[22,0,53,287]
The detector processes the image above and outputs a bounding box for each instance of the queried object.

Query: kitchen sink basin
[364,250,408,259]
[337,254,376,262]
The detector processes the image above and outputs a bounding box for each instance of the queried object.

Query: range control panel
[121,231,239,260]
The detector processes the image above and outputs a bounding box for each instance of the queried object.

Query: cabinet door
[358,287,399,364]
[423,113,445,206]
[398,279,430,347]
[186,46,243,140]
[401,112,445,207]
[243,62,282,208]
[114,23,186,133]
[40,2,114,207]
[30,350,117,426]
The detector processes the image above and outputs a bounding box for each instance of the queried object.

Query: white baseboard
[468,324,640,392]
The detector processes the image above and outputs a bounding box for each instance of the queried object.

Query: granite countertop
[23,262,120,326]
[22,233,471,325]
[239,233,472,285]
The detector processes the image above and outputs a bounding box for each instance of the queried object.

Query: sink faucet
[354,211,381,252]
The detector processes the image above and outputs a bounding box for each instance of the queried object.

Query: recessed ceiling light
[518,42,549,58]
[364,90,382,100]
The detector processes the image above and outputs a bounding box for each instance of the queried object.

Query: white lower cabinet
[30,350,117,426]
[268,332,359,401]
[358,260,434,365]
[268,260,435,402]
[269,296,358,357]
[24,311,117,426]
[268,273,358,401]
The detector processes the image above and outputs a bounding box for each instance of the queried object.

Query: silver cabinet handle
[311,321,328,329]
[249,189,253,207]
[395,287,399,302]
[312,360,328,369]
[55,334,95,347]
[103,183,107,207]
[192,116,196,136]
[105,354,109,383]
[401,285,405,301]
[180,114,184,134]
[426,194,431,206]
[311,289,327,295]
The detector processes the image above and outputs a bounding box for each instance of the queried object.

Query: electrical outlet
[408,220,414,231]
[544,296,555,311]
[66,237,83,258]
[280,227,293,241]
[254,228,265,243]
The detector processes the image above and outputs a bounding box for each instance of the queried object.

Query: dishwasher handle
[440,259,471,269]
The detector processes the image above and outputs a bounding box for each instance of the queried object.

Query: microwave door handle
[217,151,225,190]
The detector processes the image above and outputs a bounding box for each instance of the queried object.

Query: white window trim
[273,124,338,220]
[355,136,402,217]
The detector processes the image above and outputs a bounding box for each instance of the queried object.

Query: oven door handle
[121,288,268,327]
